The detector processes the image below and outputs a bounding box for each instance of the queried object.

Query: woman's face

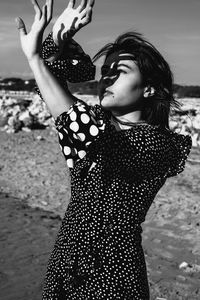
[98,51,145,115]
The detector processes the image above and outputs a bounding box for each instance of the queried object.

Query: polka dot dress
[41,99,192,300]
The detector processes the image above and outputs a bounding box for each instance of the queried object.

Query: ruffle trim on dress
[166,130,192,177]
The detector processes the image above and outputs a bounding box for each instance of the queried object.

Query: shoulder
[121,124,192,178]
[122,123,192,162]
[140,125,192,177]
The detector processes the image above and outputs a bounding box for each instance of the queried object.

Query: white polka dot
[78,150,86,159]
[77,133,86,141]
[72,59,78,65]
[66,158,74,168]
[81,113,90,124]
[70,121,79,132]
[77,106,86,112]
[97,119,104,125]
[86,141,92,147]
[73,133,78,140]
[70,111,77,121]
[90,125,99,136]
[58,132,63,140]
[63,146,71,155]
[99,124,106,131]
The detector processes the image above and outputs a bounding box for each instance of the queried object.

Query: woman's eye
[100,68,126,77]
[117,69,126,74]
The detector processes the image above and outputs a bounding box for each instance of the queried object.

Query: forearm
[29,56,75,119]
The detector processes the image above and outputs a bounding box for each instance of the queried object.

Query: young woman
[16,0,192,299]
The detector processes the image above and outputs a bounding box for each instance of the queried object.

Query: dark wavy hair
[93,31,180,129]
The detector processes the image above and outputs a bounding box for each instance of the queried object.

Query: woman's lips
[99,90,113,101]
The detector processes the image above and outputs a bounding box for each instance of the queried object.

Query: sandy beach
[0,127,200,300]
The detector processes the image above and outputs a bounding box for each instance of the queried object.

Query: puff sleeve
[54,99,107,169]
[35,32,96,100]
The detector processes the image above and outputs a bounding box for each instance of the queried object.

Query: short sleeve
[54,99,106,169]
[35,32,96,100]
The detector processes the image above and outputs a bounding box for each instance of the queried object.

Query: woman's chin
[100,99,110,108]
[100,94,114,107]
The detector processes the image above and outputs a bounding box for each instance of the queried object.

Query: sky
[0,0,200,85]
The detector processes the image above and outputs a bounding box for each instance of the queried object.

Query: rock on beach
[1,93,200,147]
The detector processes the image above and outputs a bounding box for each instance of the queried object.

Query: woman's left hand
[16,0,53,62]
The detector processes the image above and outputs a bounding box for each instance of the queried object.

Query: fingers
[88,0,95,8]
[80,5,93,23]
[68,0,76,9]
[77,0,87,12]
[31,0,53,24]
[46,0,53,23]
[77,6,92,30]
[57,23,65,44]
[41,4,48,26]
[31,0,42,19]
[78,0,95,13]
[83,7,92,24]
[79,0,94,18]
[15,17,27,36]
[70,17,78,35]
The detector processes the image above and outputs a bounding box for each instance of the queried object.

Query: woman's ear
[143,86,155,98]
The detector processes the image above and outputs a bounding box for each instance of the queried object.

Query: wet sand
[0,128,200,300]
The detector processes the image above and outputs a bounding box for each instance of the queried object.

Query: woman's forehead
[104,50,135,66]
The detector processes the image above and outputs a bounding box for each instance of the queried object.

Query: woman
[16,0,192,299]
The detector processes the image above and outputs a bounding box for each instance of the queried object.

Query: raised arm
[16,0,95,119]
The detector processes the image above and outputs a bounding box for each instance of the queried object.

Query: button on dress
[41,99,192,300]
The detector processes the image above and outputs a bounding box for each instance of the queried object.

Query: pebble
[179,261,189,269]
[36,135,44,141]
[40,200,48,206]
[22,127,31,132]
[179,262,200,273]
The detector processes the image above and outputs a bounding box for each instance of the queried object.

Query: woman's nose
[103,76,114,87]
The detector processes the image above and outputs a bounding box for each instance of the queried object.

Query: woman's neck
[111,109,143,123]
[110,110,145,131]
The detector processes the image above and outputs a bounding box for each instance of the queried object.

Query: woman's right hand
[15,0,53,62]
[52,0,95,46]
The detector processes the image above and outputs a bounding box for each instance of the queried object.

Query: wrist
[28,55,42,67]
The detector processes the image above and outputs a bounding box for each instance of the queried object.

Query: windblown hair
[93,32,180,128]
